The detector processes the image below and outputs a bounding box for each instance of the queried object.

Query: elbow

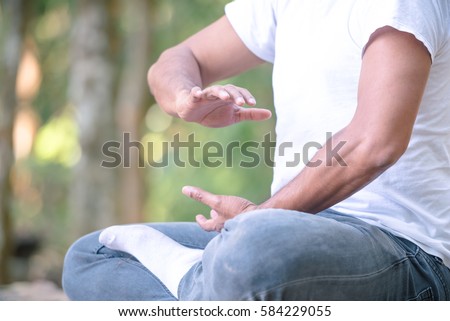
[146,48,172,97]
[359,138,408,171]
[147,60,159,97]
[146,52,178,117]
[340,120,411,171]
[147,65,154,95]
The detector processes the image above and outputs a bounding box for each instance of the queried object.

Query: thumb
[237,108,272,122]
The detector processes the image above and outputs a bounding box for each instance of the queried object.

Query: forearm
[260,127,398,213]
[147,16,264,119]
[147,45,202,117]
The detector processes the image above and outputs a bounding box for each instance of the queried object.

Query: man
[62,0,450,300]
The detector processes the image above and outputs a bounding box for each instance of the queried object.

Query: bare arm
[261,27,431,213]
[147,16,271,127]
[184,27,432,231]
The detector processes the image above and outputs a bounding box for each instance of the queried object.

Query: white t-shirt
[225,0,450,266]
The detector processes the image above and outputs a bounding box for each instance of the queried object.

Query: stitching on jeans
[93,244,104,254]
[407,287,434,301]
[421,251,449,300]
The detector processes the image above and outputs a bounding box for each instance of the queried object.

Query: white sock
[99,225,203,298]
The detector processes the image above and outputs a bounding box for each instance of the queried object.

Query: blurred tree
[0,0,274,288]
[68,0,117,236]
[0,0,28,284]
[115,0,152,223]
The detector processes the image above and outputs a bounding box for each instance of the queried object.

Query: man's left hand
[182,186,258,232]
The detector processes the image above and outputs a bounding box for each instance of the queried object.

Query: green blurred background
[0,0,274,289]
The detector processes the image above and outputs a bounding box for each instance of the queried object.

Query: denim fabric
[62,222,217,301]
[62,209,450,300]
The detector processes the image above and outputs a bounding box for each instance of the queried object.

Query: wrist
[257,192,300,212]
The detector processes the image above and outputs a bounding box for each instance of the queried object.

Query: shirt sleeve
[225,0,278,63]
[351,0,449,62]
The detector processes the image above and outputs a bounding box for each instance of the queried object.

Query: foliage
[1,0,274,284]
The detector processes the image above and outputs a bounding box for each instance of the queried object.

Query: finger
[236,87,257,106]
[236,108,272,122]
[202,86,230,101]
[222,85,246,106]
[197,211,224,232]
[182,186,221,209]
[209,210,224,231]
[190,86,203,100]
[218,85,256,106]
[201,85,256,106]
[210,209,219,219]
[195,214,219,232]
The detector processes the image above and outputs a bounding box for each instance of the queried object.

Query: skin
[148,16,432,232]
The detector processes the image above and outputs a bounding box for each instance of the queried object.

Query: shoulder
[351,0,450,61]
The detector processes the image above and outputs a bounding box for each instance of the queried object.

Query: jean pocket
[408,287,434,301]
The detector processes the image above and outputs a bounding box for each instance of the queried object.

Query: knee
[62,231,102,298]
[63,231,101,270]
[204,209,318,299]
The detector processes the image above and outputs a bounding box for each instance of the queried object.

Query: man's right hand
[176,85,272,128]
[148,16,268,125]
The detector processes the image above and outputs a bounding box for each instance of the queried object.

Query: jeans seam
[178,262,202,300]
[178,241,208,250]
[420,251,449,300]
[94,244,108,255]
[247,256,411,300]
[407,287,434,301]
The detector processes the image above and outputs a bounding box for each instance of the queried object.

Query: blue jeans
[62,209,450,300]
